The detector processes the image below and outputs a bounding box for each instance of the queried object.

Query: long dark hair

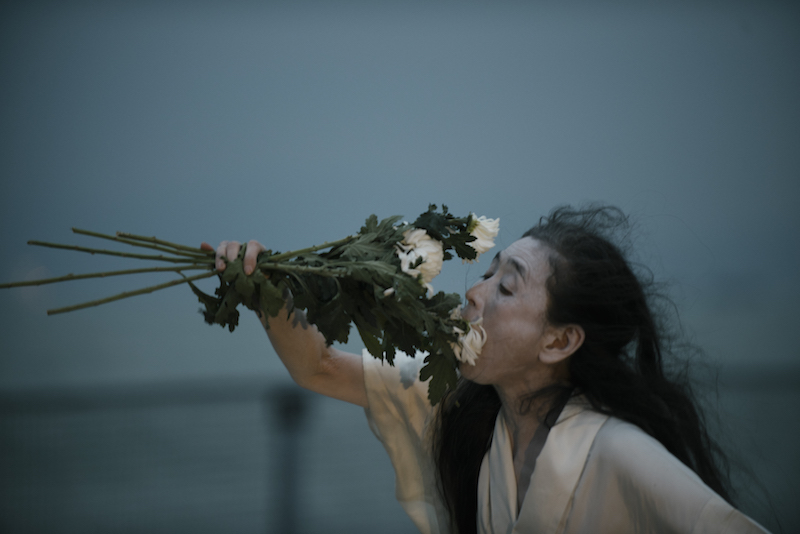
[433,205,732,534]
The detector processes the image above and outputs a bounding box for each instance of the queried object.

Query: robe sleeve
[361,349,450,534]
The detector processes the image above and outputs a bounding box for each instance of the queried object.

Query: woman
[203,205,769,533]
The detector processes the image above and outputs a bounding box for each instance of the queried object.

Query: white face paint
[459,237,554,391]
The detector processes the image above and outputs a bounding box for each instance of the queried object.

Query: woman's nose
[464,282,483,316]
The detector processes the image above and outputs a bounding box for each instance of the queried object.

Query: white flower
[466,214,500,261]
[396,228,444,297]
[450,307,487,366]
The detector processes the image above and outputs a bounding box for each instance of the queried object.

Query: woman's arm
[201,240,368,408]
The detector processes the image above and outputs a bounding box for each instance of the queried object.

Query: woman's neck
[493,364,571,456]
[496,393,542,448]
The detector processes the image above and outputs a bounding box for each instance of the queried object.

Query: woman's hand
[200,240,267,275]
[199,240,367,407]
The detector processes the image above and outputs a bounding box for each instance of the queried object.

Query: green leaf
[188,279,218,310]
[413,206,451,243]
[215,285,243,332]
[188,279,225,326]
[445,231,478,261]
[339,238,387,262]
[360,214,379,234]
[307,291,352,345]
[257,275,286,318]
[355,316,384,361]
[419,352,458,405]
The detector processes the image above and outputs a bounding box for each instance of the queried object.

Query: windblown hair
[433,205,732,534]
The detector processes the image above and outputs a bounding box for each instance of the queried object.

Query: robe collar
[477,396,609,534]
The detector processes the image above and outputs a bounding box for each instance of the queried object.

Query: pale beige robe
[362,350,769,534]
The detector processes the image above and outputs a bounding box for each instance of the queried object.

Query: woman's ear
[539,324,585,364]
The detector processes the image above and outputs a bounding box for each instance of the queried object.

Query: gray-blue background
[1,1,798,532]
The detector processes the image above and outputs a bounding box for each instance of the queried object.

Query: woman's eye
[499,285,512,296]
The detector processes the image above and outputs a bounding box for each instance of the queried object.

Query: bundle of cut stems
[0,228,218,315]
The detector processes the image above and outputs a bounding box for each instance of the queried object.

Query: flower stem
[258,263,349,277]
[114,231,212,255]
[264,235,355,262]
[46,270,218,315]
[28,240,215,264]
[0,264,210,288]
[73,228,211,260]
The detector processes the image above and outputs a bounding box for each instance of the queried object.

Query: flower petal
[466,215,500,261]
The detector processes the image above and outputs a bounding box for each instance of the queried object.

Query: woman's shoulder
[561,399,693,475]
[557,402,716,509]
[588,414,703,483]
[563,412,771,533]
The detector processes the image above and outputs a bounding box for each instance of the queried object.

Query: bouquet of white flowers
[1,205,498,404]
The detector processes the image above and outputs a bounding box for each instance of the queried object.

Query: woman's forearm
[258,302,326,386]
[257,303,368,407]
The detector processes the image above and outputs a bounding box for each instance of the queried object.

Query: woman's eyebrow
[494,252,527,279]
[508,257,527,279]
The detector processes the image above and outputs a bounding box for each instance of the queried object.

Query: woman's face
[459,236,555,390]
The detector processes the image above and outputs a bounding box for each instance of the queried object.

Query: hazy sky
[1,1,798,389]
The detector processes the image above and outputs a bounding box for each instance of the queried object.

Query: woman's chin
[458,360,482,382]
